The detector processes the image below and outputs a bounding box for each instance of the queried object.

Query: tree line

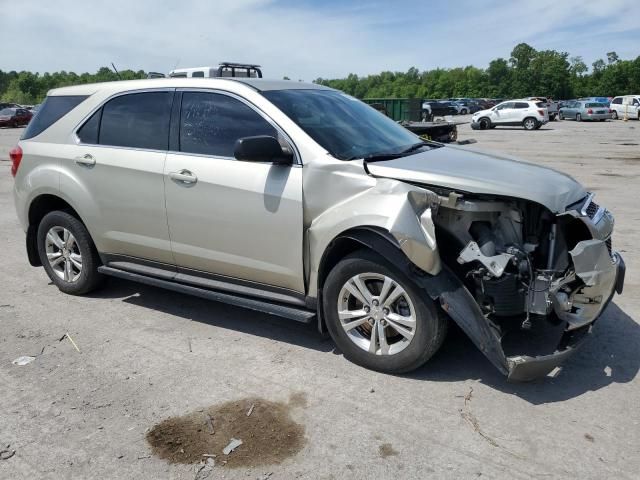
[0,67,146,105]
[314,43,640,100]
[1,43,639,104]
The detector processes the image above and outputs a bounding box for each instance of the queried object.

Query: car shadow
[407,302,639,404]
[89,280,638,402]
[88,278,333,353]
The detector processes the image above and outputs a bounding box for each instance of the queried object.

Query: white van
[610,95,640,120]
[168,63,262,79]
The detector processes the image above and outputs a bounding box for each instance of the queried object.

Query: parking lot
[1,118,639,479]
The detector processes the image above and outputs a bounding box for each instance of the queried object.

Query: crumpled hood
[366,145,586,213]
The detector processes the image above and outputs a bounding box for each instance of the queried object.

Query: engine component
[482,273,526,317]
[527,274,553,315]
[457,241,512,277]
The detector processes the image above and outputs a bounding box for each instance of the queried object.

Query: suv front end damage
[429,190,624,381]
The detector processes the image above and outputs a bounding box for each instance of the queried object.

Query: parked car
[609,95,640,120]
[558,101,612,121]
[437,101,462,115]
[0,102,21,110]
[0,107,33,127]
[453,100,481,115]
[579,97,611,106]
[11,78,624,381]
[422,101,457,119]
[471,100,548,130]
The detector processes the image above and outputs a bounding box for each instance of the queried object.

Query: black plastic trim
[98,266,315,324]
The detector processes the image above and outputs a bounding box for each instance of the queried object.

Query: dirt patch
[146,396,306,468]
[379,443,399,458]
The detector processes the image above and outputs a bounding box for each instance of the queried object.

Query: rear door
[163,90,304,292]
[68,90,175,264]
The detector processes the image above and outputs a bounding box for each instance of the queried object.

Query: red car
[0,107,33,128]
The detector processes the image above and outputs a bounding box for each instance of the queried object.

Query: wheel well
[26,195,83,267]
[315,227,405,333]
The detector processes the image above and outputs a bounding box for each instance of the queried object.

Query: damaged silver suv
[12,78,625,381]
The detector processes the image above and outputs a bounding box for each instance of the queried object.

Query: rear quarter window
[22,95,88,140]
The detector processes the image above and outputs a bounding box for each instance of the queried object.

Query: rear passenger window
[22,95,88,140]
[515,102,529,109]
[179,92,277,157]
[191,71,205,77]
[99,92,173,150]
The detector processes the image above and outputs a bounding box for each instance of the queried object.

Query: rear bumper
[585,113,612,120]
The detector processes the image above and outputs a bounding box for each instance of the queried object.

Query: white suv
[610,95,640,120]
[471,100,548,130]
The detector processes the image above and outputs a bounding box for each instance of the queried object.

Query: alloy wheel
[337,273,416,355]
[45,226,82,282]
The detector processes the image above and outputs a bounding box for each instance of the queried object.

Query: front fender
[307,176,441,296]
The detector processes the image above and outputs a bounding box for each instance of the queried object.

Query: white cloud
[0,0,638,79]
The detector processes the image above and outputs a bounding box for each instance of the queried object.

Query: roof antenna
[111,62,122,80]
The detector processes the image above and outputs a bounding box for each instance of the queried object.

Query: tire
[489,125,497,129]
[37,210,105,295]
[558,112,564,120]
[322,250,447,374]
[611,110,618,120]
[478,117,491,130]
[523,117,538,130]
[576,113,582,122]
[461,109,468,115]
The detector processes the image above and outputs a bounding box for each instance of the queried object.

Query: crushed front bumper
[427,253,625,382]
[506,252,624,381]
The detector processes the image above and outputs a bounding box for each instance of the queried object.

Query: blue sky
[1,0,639,79]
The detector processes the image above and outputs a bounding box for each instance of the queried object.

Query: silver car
[559,101,612,121]
[11,78,625,381]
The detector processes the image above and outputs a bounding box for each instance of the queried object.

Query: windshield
[262,89,422,160]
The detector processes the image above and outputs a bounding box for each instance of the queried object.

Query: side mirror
[234,135,293,165]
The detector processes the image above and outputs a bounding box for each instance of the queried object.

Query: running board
[97,266,316,324]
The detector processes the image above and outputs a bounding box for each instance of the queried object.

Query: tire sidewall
[523,118,537,130]
[37,211,100,295]
[323,252,441,373]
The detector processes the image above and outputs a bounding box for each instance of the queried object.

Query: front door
[164,90,304,293]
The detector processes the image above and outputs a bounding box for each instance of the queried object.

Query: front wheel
[611,110,618,120]
[37,211,105,295]
[478,117,491,130]
[576,113,582,122]
[523,117,538,130]
[323,251,447,374]
[558,112,564,120]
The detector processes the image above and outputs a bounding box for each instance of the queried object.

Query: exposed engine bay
[431,189,621,353]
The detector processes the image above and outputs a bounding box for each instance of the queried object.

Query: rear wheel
[558,112,564,120]
[37,211,105,295]
[323,251,447,374]
[523,117,538,130]
[611,110,618,120]
[576,113,582,122]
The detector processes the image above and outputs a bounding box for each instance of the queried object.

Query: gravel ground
[0,117,639,480]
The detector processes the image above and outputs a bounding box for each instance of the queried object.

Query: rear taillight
[587,108,593,114]
[537,109,545,116]
[9,145,22,177]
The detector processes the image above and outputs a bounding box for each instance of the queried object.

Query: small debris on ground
[0,445,16,460]
[379,443,399,458]
[369,388,375,393]
[205,414,214,435]
[584,433,595,442]
[194,457,215,480]
[257,473,273,480]
[12,356,36,366]
[247,403,255,417]
[223,438,243,455]
[137,455,151,460]
[59,332,81,353]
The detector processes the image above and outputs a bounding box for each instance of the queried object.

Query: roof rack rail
[218,62,263,78]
